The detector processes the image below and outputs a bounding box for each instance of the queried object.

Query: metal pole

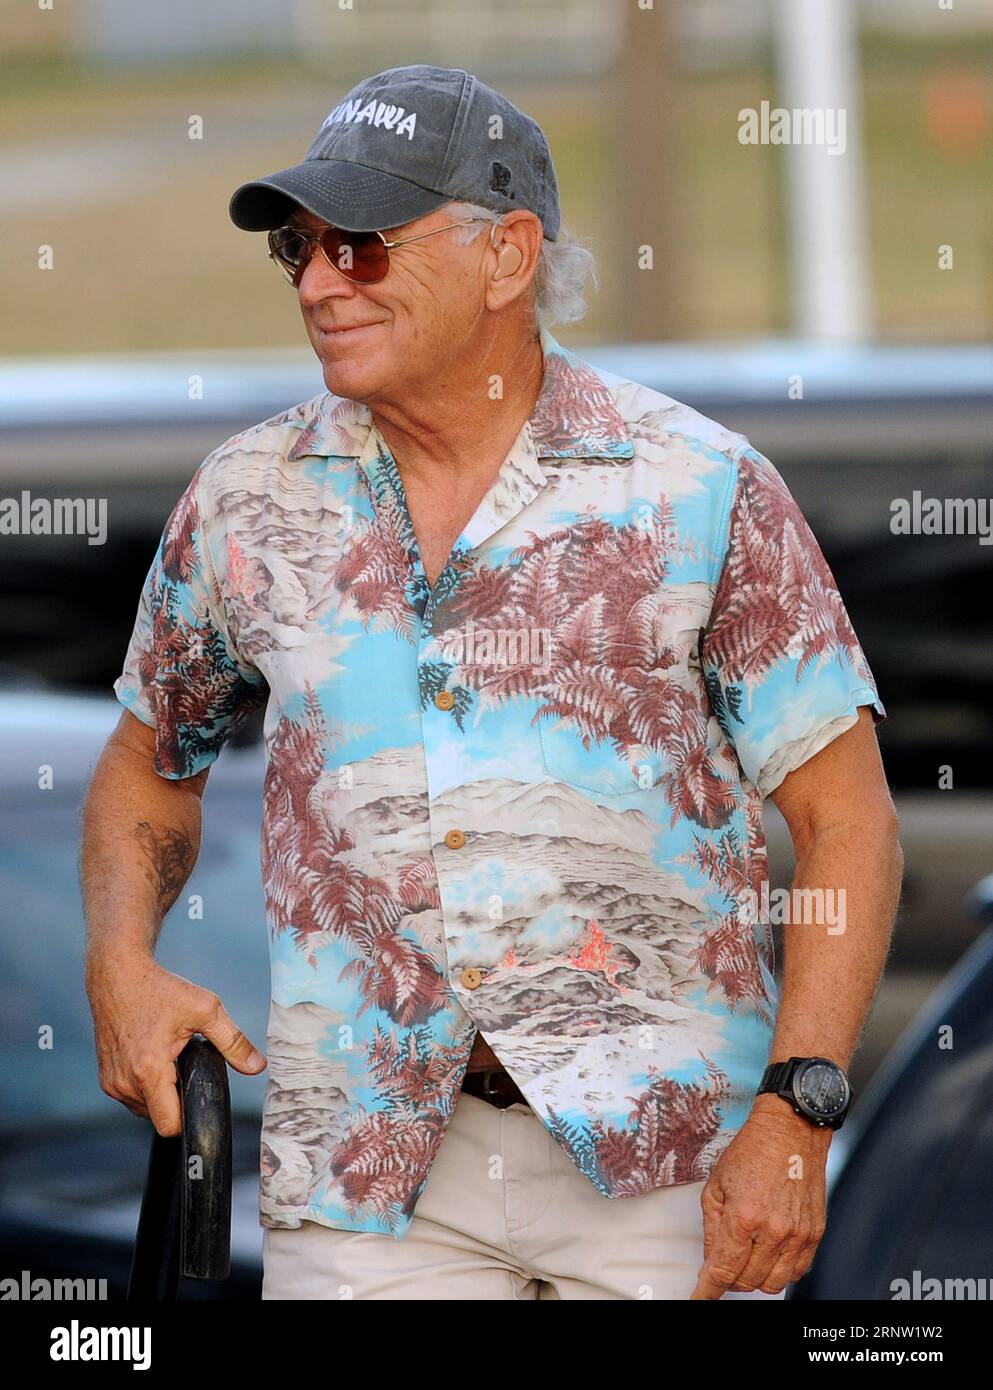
[773,0,872,341]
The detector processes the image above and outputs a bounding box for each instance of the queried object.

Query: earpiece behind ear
[493,243,523,280]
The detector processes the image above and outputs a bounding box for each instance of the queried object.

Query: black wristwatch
[757,1056,852,1130]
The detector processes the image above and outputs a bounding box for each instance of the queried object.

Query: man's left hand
[689,1094,832,1299]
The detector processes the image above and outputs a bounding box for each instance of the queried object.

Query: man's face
[287,204,491,404]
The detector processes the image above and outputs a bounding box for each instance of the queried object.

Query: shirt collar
[286,325,634,465]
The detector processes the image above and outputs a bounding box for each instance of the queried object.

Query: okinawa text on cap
[228,63,561,241]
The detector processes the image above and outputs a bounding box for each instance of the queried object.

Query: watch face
[795,1061,848,1118]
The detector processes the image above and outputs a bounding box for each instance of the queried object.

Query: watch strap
[758,1058,798,1097]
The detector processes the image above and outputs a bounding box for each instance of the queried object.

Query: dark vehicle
[790,878,993,1300]
[1,341,990,1298]
[0,690,268,1300]
[2,341,991,801]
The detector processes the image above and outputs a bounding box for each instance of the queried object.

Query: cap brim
[229,159,452,232]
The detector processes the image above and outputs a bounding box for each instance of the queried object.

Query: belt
[460,1068,529,1110]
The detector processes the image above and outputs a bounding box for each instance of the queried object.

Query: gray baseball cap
[229,64,560,240]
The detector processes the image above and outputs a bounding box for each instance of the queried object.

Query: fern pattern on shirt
[115,327,884,1237]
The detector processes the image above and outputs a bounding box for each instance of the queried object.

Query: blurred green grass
[2,38,990,355]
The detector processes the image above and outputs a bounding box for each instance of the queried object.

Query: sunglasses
[267,215,489,287]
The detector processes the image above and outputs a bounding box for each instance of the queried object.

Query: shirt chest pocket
[537,718,655,797]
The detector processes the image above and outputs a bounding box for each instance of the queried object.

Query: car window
[0,741,270,1129]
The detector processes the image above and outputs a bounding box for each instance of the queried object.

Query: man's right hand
[87,955,267,1137]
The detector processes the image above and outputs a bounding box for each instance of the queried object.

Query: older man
[83,64,902,1301]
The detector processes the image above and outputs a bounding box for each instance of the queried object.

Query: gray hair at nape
[445,200,597,330]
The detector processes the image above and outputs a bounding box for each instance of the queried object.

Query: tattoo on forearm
[133,822,195,916]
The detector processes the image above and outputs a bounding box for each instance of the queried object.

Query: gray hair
[446,200,596,330]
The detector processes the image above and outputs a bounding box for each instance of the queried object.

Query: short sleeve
[113,466,268,779]
[701,445,885,798]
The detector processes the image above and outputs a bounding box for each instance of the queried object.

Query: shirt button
[444,829,466,850]
[460,967,483,990]
[434,690,456,711]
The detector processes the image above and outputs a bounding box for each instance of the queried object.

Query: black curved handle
[127,1035,232,1299]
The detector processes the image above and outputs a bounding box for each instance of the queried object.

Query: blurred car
[1,337,990,1295]
[2,339,990,802]
[2,341,991,808]
[0,687,269,1299]
[790,877,993,1300]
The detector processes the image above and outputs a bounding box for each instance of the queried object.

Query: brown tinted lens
[320,228,389,283]
[269,228,310,284]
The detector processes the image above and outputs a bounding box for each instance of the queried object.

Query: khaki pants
[262,1089,788,1300]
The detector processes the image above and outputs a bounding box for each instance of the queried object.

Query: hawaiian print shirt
[114,326,885,1239]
